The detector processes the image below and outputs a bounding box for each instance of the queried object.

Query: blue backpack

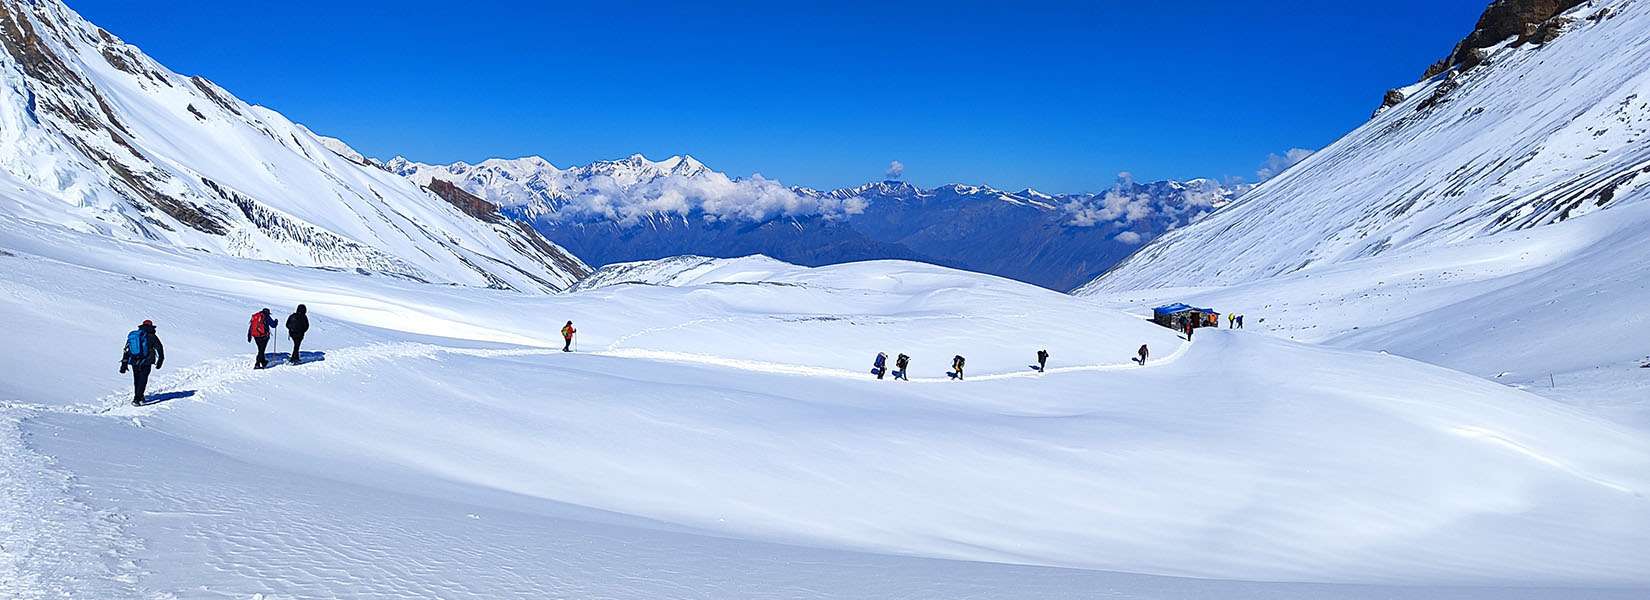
[125,330,149,364]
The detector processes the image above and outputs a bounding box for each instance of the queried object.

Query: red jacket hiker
[561,321,576,352]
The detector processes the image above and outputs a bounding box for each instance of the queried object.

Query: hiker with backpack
[119,320,165,406]
[872,352,888,379]
[951,355,966,380]
[1036,349,1049,372]
[893,353,910,381]
[561,321,576,352]
[286,304,310,364]
[248,308,278,369]
[1137,344,1150,365]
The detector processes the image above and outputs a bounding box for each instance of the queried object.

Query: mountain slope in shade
[0,0,589,291]
[1082,0,1650,293]
[392,155,1244,291]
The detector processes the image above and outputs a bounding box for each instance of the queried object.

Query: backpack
[953,355,965,368]
[249,312,269,338]
[896,354,909,368]
[125,329,148,364]
[874,353,886,367]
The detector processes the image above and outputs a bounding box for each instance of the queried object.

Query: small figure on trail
[286,304,310,364]
[894,353,910,381]
[1036,349,1049,372]
[1137,344,1150,365]
[951,355,966,380]
[1183,316,1195,341]
[872,352,888,379]
[248,308,277,369]
[561,321,576,352]
[1235,314,1245,329]
[120,320,165,406]
[1227,313,1235,329]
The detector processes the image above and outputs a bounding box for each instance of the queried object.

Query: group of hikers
[119,305,314,406]
[870,345,1153,380]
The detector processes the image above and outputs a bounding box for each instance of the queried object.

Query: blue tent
[1153,303,1219,327]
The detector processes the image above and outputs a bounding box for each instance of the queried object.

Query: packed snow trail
[595,336,1191,383]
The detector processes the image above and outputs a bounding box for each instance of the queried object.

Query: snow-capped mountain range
[391,154,1247,291]
[0,0,589,292]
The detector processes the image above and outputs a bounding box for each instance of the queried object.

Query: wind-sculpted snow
[1085,0,1650,292]
[0,0,588,291]
[3,217,1649,597]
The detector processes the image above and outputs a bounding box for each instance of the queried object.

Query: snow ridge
[0,0,589,291]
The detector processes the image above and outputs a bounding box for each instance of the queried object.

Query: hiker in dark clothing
[1036,349,1049,372]
[248,308,277,369]
[286,304,310,364]
[893,353,910,381]
[119,320,165,406]
[1236,314,1245,329]
[1137,344,1150,365]
[951,355,966,380]
[1183,317,1195,341]
[873,352,888,379]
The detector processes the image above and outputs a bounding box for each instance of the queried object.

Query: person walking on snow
[286,304,310,364]
[894,353,910,381]
[120,320,166,405]
[1236,313,1245,329]
[1036,349,1049,372]
[248,308,277,369]
[561,321,576,352]
[952,355,966,380]
[873,352,888,379]
[1183,316,1195,341]
[1137,344,1150,365]
[1227,313,1235,329]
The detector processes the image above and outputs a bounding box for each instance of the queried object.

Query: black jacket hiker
[120,321,165,405]
[952,355,966,380]
[248,308,277,369]
[1036,349,1049,371]
[286,304,310,364]
[894,353,910,381]
[1138,344,1150,365]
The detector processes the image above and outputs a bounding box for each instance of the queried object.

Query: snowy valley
[2,0,1649,598]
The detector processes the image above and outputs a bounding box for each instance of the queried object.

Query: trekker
[873,352,888,380]
[1137,344,1149,365]
[1183,317,1195,341]
[248,308,277,369]
[952,355,966,380]
[286,304,310,364]
[1036,349,1049,372]
[561,321,576,352]
[1227,313,1235,329]
[119,320,165,406]
[894,353,910,381]
[1236,314,1245,329]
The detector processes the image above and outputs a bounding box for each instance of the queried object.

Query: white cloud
[1256,147,1315,181]
[885,160,905,179]
[545,171,866,225]
[1114,231,1143,244]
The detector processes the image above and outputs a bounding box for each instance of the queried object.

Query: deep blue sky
[70,1,1488,193]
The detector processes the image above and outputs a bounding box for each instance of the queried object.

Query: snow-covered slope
[3,213,1649,596]
[0,0,589,291]
[394,154,1245,290]
[1084,0,1650,292]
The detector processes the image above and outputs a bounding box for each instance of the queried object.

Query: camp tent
[1152,303,1220,329]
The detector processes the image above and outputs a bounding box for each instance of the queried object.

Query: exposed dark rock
[189,76,243,117]
[186,103,205,121]
[1376,88,1409,115]
[1531,15,1573,44]
[427,178,503,222]
[1420,0,1586,80]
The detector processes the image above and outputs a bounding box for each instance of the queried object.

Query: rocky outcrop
[1421,0,1586,79]
[427,178,502,222]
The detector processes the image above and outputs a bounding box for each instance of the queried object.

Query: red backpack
[249,312,269,338]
